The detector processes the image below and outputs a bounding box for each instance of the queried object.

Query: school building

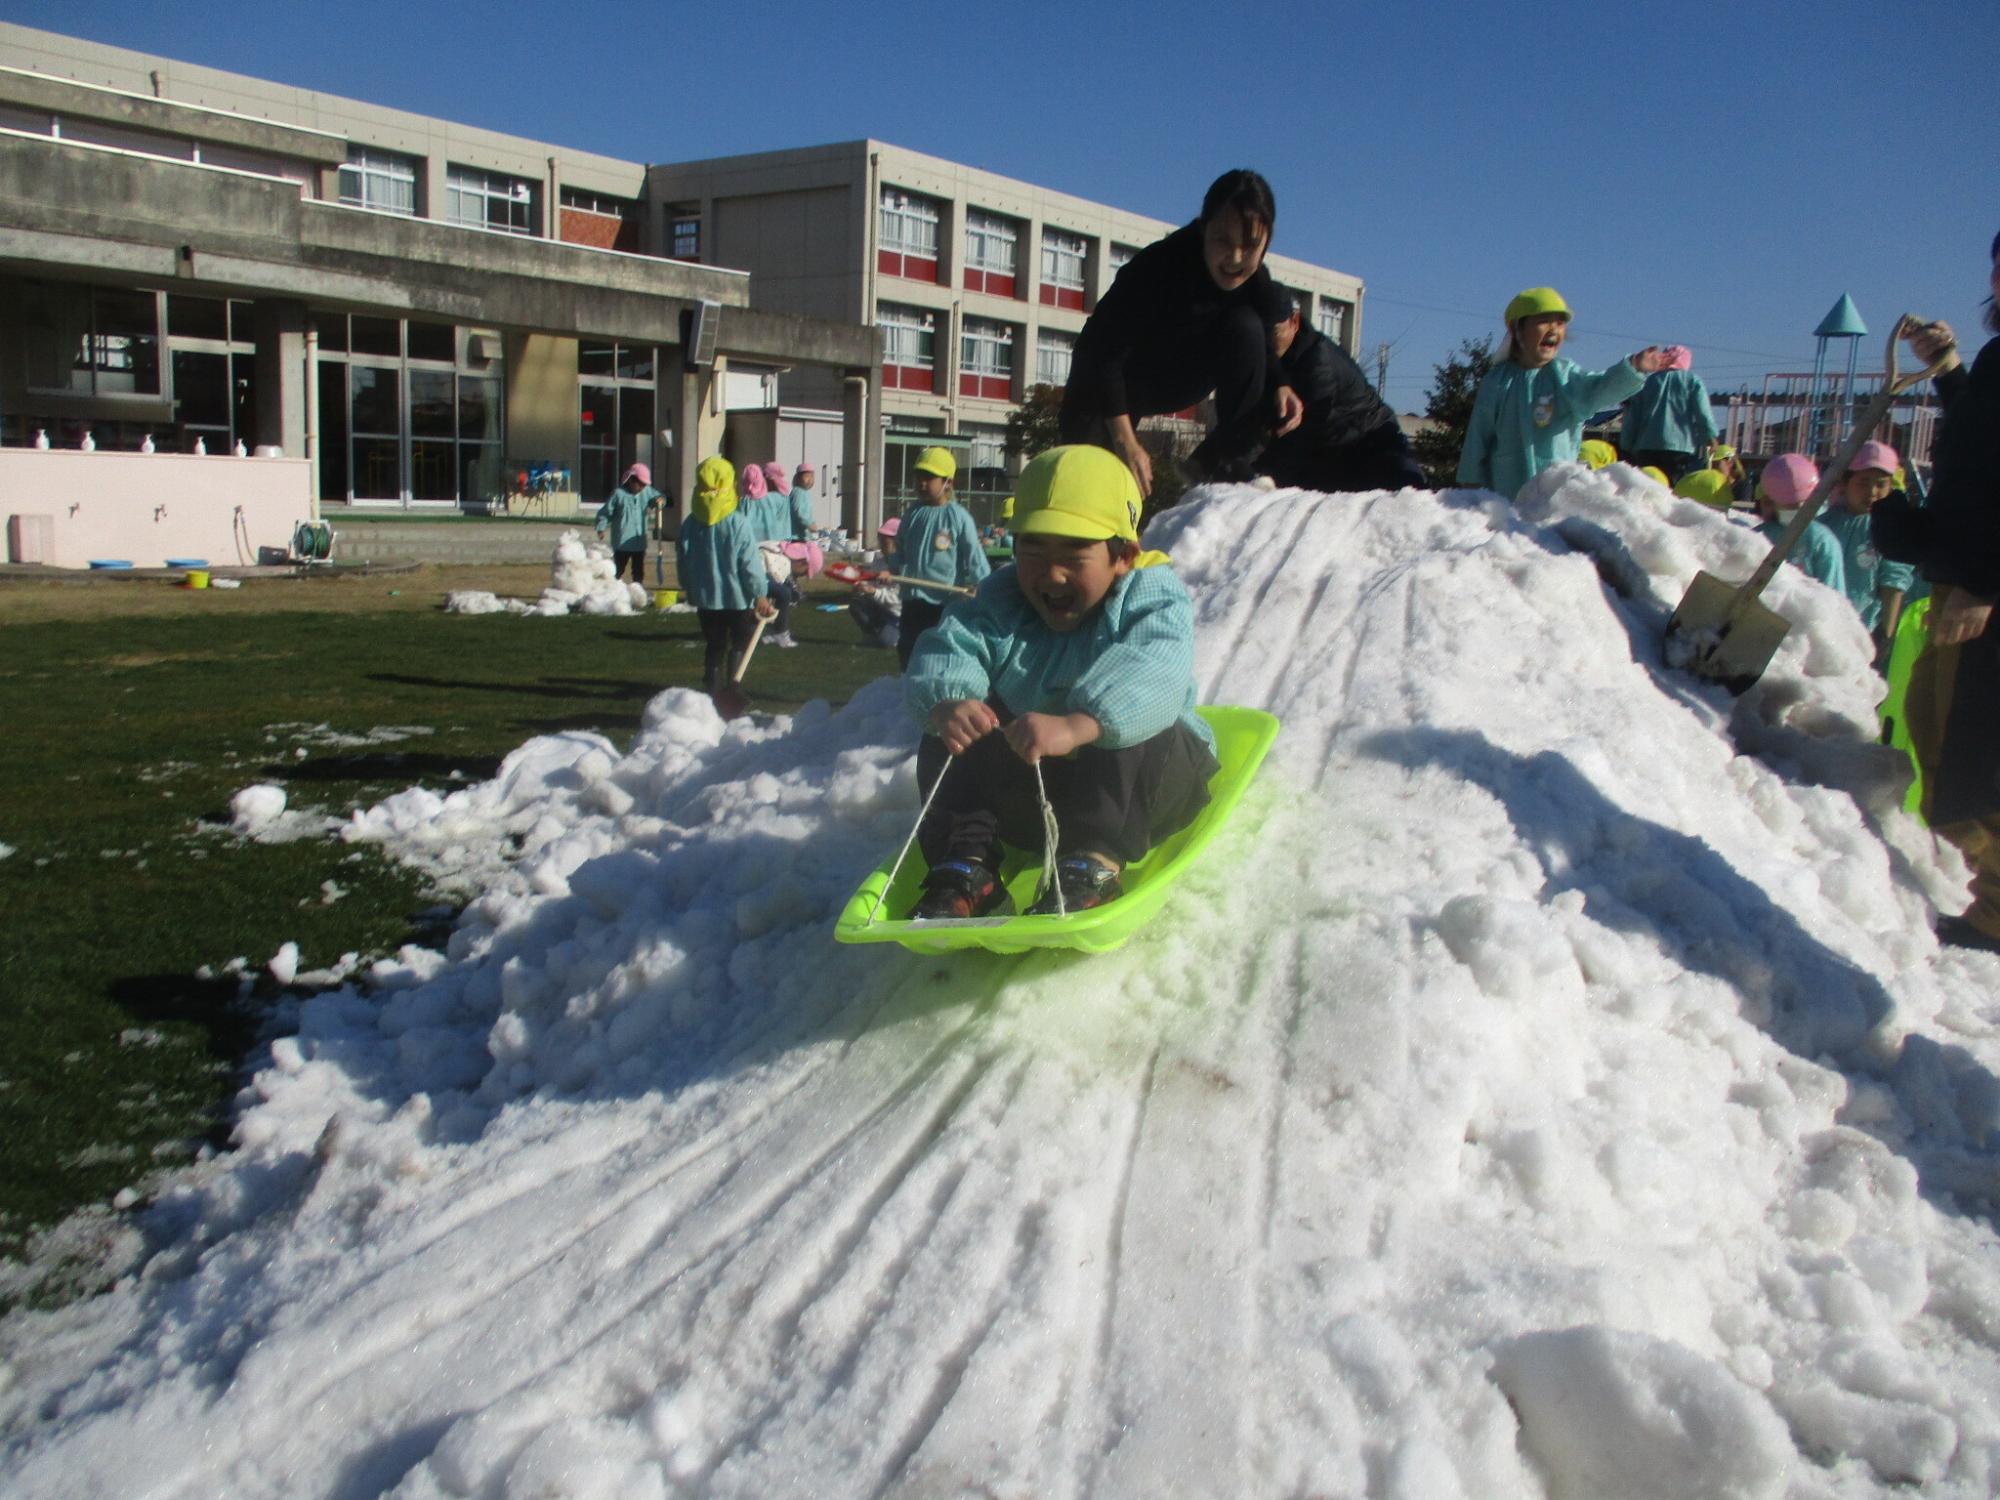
[0,23,1365,567]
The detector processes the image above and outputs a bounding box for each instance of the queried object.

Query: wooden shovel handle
[732,612,770,684]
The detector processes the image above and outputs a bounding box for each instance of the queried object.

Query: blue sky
[19,0,1997,409]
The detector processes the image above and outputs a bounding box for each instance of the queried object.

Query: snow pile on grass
[446,529,651,617]
[5,465,2000,1499]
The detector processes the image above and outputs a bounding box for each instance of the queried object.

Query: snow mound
[6,468,2000,1500]
[445,529,650,616]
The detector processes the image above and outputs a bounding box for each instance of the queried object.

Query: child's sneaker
[767,631,799,649]
[910,859,1008,920]
[1027,855,1123,915]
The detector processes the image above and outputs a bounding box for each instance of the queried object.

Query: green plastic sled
[833,705,1281,955]
[1878,595,1930,819]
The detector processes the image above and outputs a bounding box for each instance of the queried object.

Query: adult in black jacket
[1257,297,1425,493]
[1060,170,1302,499]
[1871,232,2000,951]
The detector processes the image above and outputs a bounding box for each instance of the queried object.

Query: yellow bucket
[653,588,678,608]
[185,569,211,589]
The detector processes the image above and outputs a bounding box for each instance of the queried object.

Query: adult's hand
[1108,415,1153,498]
[1630,346,1670,375]
[929,698,1000,755]
[1273,385,1304,437]
[1932,591,1994,646]
[1004,710,1101,764]
[1903,319,1961,373]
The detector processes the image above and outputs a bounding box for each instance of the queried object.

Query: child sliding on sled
[903,445,1219,919]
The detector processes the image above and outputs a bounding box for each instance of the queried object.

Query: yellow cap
[1638,466,1671,487]
[1578,439,1617,470]
[1504,287,1571,325]
[1012,445,1142,544]
[1673,468,1734,508]
[1000,495,1015,519]
[913,446,957,480]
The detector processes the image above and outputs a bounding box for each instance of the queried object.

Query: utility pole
[1373,342,1392,396]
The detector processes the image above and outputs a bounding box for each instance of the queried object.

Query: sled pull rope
[1034,758,1064,917]
[869,754,954,925]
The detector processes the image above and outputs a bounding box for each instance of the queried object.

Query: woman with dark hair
[1060,169,1303,499]
[1872,231,2000,951]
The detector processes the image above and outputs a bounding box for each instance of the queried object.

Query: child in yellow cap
[1457,287,1669,499]
[895,445,991,669]
[903,445,1220,918]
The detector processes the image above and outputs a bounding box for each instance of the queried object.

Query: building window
[670,213,700,261]
[1316,299,1348,344]
[878,303,936,393]
[963,210,1019,298]
[1035,329,1074,388]
[878,187,940,283]
[338,147,417,216]
[959,317,1015,402]
[577,341,658,502]
[445,166,536,236]
[1108,243,1138,276]
[1039,229,1089,311]
[312,314,506,505]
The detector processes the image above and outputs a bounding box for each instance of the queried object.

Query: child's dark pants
[898,598,948,671]
[613,549,646,582]
[916,708,1219,870]
[697,607,758,691]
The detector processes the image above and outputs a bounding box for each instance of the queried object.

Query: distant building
[646,142,1365,516]
[0,23,1364,562]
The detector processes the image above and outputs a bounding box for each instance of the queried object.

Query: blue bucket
[164,557,208,568]
[87,559,134,569]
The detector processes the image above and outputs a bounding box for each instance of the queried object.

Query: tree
[1411,337,1495,487]
[1004,383,1066,464]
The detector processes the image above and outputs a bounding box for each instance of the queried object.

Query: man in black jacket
[1256,297,1425,494]
[1060,170,1301,499]
[1871,238,2000,951]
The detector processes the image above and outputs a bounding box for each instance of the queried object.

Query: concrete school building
[0,23,879,568]
[646,142,1366,517]
[0,23,1366,567]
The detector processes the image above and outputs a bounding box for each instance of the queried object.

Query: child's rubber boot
[1027,854,1123,916]
[910,859,1009,921]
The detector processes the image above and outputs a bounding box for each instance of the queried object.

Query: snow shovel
[713,613,769,721]
[1665,315,1948,692]
[823,561,976,597]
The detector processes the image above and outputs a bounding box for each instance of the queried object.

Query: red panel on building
[965,269,1017,299]
[885,365,935,394]
[959,373,1012,401]
[1038,284,1086,311]
[878,250,939,284]
[560,208,639,254]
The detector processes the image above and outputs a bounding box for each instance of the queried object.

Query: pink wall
[0,450,312,569]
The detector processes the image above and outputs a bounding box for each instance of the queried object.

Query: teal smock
[1622,369,1718,457]
[1756,517,1848,595]
[1457,356,1646,499]
[743,491,793,545]
[676,509,766,611]
[595,484,661,551]
[905,561,1215,753]
[1815,505,1915,630]
[895,501,991,605]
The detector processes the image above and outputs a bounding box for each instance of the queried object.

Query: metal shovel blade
[1667,570,1792,692]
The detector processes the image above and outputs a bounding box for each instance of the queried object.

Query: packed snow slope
[6,465,2000,1500]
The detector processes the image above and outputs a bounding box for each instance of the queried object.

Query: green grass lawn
[0,574,890,1303]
